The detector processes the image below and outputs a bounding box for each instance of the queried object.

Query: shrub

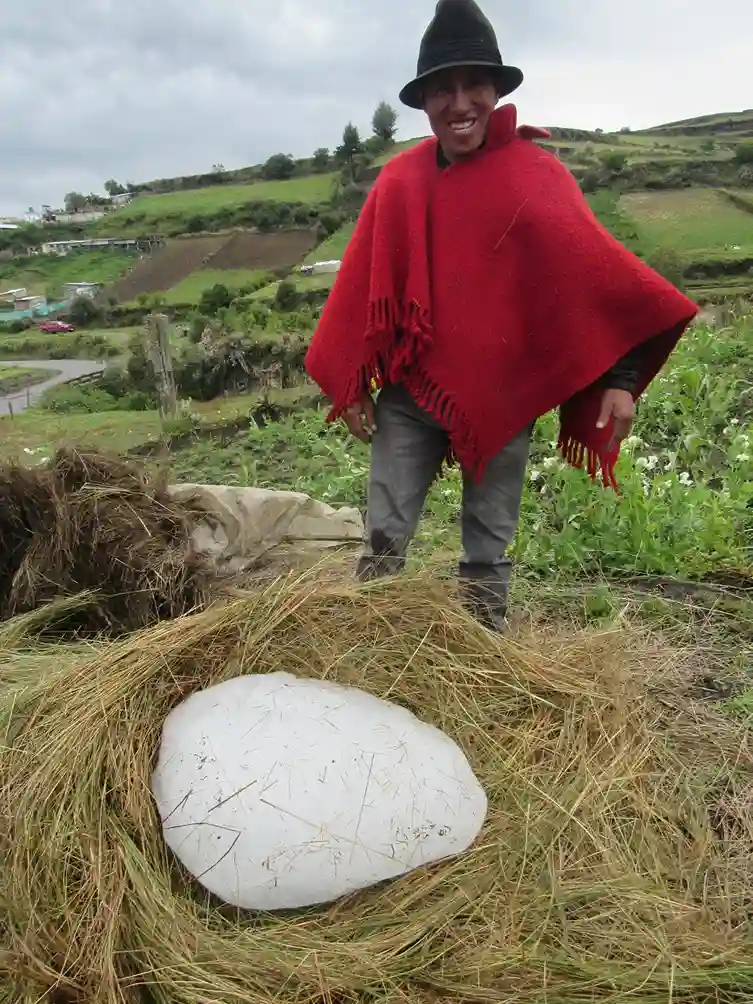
[262,154,296,180]
[274,280,301,312]
[68,295,105,329]
[734,142,753,165]
[198,284,233,316]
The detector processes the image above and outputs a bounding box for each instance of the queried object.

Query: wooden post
[143,313,178,422]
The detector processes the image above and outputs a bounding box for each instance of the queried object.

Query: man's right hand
[343,395,376,443]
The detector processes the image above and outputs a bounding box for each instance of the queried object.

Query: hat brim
[399,62,523,110]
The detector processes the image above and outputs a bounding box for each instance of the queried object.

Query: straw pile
[0,449,209,633]
[2,574,753,1004]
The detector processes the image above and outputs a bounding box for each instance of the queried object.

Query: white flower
[679,472,693,487]
[542,457,562,471]
[737,454,750,464]
[732,418,740,426]
[529,469,541,482]
[623,435,643,451]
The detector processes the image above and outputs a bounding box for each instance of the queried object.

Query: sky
[2,0,751,216]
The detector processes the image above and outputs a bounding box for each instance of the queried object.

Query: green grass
[161,269,271,305]
[376,137,427,166]
[0,326,137,361]
[0,388,285,462]
[96,174,338,233]
[304,223,355,264]
[620,189,753,258]
[0,365,58,395]
[170,315,753,584]
[0,249,138,298]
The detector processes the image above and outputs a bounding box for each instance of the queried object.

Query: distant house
[63,282,102,301]
[110,192,135,207]
[0,222,19,230]
[299,260,341,276]
[41,237,142,255]
[13,294,46,313]
[0,287,27,301]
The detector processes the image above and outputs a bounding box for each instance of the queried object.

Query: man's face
[422,67,499,161]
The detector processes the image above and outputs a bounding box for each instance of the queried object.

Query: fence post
[143,313,178,424]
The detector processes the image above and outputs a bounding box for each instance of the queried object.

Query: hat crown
[417,0,502,76]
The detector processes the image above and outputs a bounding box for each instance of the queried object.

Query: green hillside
[0,249,138,298]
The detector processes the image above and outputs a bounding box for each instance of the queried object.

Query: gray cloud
[2,0,751,215]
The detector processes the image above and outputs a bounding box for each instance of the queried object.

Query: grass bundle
[0,449,209,633]
[2,574,753,1003]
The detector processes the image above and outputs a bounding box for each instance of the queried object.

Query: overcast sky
[2,0,751,216]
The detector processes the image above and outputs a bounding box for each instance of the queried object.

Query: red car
[39,320,75,333]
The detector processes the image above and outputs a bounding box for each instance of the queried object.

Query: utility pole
[143,313,178,421]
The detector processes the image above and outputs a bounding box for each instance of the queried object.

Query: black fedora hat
[399,0,523,110]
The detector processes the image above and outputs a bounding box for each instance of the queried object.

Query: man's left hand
[597,389,635,452]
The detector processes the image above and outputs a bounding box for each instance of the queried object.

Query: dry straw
[0,449,209,634]
[2,573,753,1003]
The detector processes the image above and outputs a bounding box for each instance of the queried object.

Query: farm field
[161,268,270,305]
[0,325,136,360]
[95,174,338,234]
[3,303,753,1004]
[303,222,355,263]
[0,248,138,298]
[620,189,753,259]
[5,311,749,589]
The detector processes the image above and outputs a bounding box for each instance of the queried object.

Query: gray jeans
[356,384,531,623]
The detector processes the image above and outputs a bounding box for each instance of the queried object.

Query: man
[306,0,697,630]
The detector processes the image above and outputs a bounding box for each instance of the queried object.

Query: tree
[312,147,331,172]
[336,123,363,167]
[199,283,233,316]
[600,150,628,173]
[734,142,753,165]
[372,101,398,145]
[68,295,104,328]
[262,153,296,180]
[104,179,125,196]
[64,192,88,213]
[212,163,226,174]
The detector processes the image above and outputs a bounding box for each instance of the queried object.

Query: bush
[600,150,628,174]
[734,142,753,165]
[68,295,105,329]
[644,247,686,291]
[40,383,153,414]
[274,280,301,312]
[262,154,296,180]
[198,284,233,316]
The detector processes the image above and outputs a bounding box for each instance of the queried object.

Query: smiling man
[305,0,697,631]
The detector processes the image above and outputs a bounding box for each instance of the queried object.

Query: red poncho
[305,104,698,486]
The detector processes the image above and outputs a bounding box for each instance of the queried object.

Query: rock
[152,673,487,911]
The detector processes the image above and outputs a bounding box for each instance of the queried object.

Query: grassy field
[621,189,753,259]
[95,174,338,234]
[0,365,58,395]
[5,313,753,587]
[161,268,271,304]
[0,249,138,298]
[303,223,355,263]
[0,326,136,361]
[175,317,753,584]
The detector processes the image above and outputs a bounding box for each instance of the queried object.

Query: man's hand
[343,394,376,443]
[597,388,635,452]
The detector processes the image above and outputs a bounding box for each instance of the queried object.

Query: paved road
[0,359,105,415]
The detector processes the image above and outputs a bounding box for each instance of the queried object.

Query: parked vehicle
[39,320,75,333]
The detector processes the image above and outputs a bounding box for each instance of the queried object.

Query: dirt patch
[208,230,318,271]
[113,236,229,300]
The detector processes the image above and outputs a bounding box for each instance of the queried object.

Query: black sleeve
[603,344,645,396]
